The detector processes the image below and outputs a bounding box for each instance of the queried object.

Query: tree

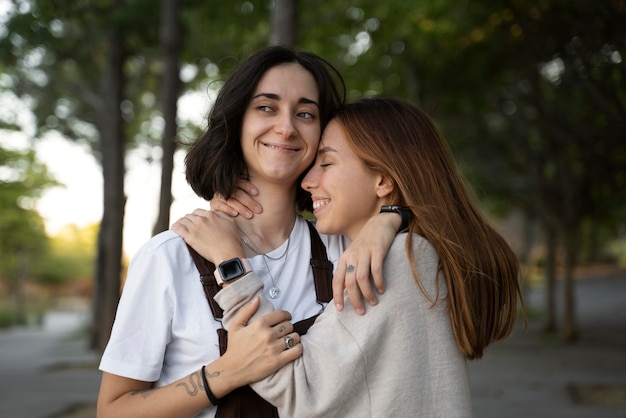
[270,0,297,47]
[0,146,55,325]
[90,0,129,351]
[152,0,182,235]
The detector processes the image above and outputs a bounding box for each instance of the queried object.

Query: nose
[301,164,320,191]
[274,112,297,138]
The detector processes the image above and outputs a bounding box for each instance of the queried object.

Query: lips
[262,142,300,152]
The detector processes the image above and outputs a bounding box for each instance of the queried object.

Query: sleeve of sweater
[214,273,373,417]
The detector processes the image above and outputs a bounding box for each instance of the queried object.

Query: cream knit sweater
[215,234,473,418]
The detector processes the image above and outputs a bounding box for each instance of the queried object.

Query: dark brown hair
[334,96,525,359]
[185,46,345,211]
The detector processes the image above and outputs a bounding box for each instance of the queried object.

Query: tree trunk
[153,0,182,235]
[90,0,127,353]
[542,226,557,333]
[270,0,297,47]
[561,227,579,342]
[14,248,28,326]
[519,215,538,308]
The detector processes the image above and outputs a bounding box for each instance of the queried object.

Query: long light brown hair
[334,96,525,359]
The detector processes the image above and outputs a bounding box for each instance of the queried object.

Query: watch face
[220,259,245,282]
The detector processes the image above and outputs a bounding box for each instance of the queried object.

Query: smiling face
[302,119,392,241]
[241,63,321,188]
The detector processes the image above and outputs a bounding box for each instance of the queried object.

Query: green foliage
[0,146,55,281]
[36,223,97,285]
[296,0,626,262]
[0,0,167,154]
[457,0,626,236]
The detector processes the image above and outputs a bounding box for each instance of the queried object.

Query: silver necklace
[239,229,291,299]
[241,234,290,261]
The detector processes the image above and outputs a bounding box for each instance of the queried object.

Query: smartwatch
[380,205,412,233]
[214,257,253,286]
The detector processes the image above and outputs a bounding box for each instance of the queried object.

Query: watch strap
[380,205,412,233]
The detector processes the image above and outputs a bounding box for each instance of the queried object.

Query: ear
[375,174,393,198]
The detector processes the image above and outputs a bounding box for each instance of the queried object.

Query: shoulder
[387,233,437,264]
[134,229,185,253]
[131,230,188,259]
[127,230,194,274]
[386,233,440,284]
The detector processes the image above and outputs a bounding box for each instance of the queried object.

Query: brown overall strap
[306,220,333,303]
[186,220,333,418]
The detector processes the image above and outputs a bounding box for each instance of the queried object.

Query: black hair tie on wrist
[201,365,222,406]
[380,205,412,233]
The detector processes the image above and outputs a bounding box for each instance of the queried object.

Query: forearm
[97,358,241,418]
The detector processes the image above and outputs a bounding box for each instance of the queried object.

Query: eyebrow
[317,146,338,155]
[252,92,319,108]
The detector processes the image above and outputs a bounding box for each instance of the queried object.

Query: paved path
[0,310,100,418]
[0,274,625,418]
[469,274,626,418]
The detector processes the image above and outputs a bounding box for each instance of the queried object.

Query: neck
[235,183,299,253]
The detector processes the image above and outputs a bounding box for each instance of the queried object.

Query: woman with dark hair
[179,96,525,417]
[97,47,401,418]
[185,46,344,213]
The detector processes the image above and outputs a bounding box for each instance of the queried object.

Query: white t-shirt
[99,215,347,418]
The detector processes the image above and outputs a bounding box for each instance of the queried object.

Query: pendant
[269,286,281,299]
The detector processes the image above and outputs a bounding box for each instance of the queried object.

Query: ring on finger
[346,264,355,273]
[284,335,296,350]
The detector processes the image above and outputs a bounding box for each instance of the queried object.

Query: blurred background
[0,0,625,417]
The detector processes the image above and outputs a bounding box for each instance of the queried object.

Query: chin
[315,222,342,237]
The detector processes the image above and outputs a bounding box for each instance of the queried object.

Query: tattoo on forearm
[176,370,202,397]
[175,369,222,397]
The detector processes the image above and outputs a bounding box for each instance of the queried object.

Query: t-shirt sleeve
[99,244,175,382]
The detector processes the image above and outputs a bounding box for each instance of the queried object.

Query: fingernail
[369,299,378,306]
[254,206,262,213]
[245,210,253,219]
[335,303,344,311]
[377,287,384,294]
[356,307,365,315]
